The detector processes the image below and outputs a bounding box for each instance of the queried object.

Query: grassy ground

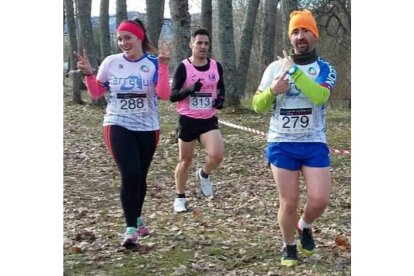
[63,80,351,275]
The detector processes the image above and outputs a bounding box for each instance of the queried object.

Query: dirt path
[64,88,351,275]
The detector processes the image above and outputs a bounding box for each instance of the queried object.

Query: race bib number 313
[190,92,212,110]
[114,93,148,113]
[276,108,313,133]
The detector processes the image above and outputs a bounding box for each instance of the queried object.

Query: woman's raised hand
[73,49,93,75]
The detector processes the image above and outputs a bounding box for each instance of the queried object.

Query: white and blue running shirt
[258,57,337,143]
[96,53,160,131]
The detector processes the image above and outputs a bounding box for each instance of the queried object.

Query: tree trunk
[259,0,278,76]
[217,0,239,107]
[115,0,127,54]
[281,0,297,51]
[146,0,165,49]
[169,0,191,68]
[201,0,212,56]
[116,0,127,27]
[76,0,106,106]
[64,0,83,104]
[99,0,111,60]
[236,0,260,97]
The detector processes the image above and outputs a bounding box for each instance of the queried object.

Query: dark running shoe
[297,227,316,256]
[281,244,299,267]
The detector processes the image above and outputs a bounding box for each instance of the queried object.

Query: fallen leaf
[335,235,351,250]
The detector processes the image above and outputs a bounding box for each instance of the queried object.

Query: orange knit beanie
[288,9,319,38]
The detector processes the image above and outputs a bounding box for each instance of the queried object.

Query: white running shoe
[196,168,214,197]
[173,197,188,213]
[122,228,139,249]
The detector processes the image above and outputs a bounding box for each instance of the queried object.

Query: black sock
[200,169,209,178]
[177,193,186,198]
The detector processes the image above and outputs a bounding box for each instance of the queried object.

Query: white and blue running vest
[96,53,160,131]
[258,57,337,143]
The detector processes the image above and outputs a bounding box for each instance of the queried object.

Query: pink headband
[117,21,145,41]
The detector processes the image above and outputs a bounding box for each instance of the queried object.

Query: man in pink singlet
[169,29,226,213]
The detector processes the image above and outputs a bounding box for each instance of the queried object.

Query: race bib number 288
[114,93,148,113]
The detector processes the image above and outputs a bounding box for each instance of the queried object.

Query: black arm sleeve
[170,63,192,102]
[216,62,225,98]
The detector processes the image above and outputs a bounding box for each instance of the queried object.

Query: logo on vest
[308,67,317,76]
[286,83,301,97]
[113,75,153,91]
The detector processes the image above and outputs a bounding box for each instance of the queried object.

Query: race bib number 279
[277,108,313,133]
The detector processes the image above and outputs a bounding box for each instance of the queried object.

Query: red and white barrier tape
[218,120,267,137]
[218,119,351,156]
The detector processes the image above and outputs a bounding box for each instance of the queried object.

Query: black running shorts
[178,115,219,142]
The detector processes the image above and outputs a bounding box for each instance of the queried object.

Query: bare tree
[236,0,260,96]
[305,0,351,107]
[115,0,128,54]
[217,0,238,107]
[146,0,165,49]
[99,0,111,60]
[75,0,98,69]
[307,0,351,46]
[169,0,191,67]
[280,0,298,50]
[260,0,279,75]
[75,0,106,106]
[64,0,83,104]
[116,0,127,26]
[201,0,212,55]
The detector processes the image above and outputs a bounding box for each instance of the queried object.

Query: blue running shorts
[266,142,330,171]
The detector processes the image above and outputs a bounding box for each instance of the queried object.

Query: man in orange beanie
[252,9,337,266]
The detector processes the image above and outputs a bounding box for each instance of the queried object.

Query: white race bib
[113,93,148,113]
[189,92,212,110]
[276,107,314,133]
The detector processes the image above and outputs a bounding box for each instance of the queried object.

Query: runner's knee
[308,194,330,209]
[279,197,299,213]
[208,152,223,165]
[178,158,192,170]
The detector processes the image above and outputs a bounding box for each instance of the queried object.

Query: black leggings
[104,125,159,228]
